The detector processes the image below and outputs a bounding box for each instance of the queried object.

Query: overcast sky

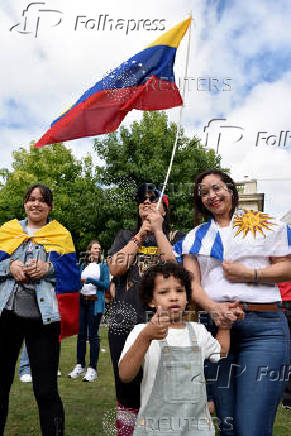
[2,0,291,217]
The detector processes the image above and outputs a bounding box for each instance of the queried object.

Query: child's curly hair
[139,262,193,308]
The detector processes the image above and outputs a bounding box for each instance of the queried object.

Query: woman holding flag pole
[174,169,291,436]
[0,184,80,436]
[108,182,183,436]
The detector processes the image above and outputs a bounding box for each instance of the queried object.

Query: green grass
[6,327,116,436]
[5,327,291,435]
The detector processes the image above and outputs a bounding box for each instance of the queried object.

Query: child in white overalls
[119,262,230,436]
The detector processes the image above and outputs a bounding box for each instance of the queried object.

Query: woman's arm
[155,230,176,263]
[147,210,176,263]
[216,327,230,357]
[0,258,14,280]
[222,256,291,283]
[109,223,151,277]
[108,239,139,277]
[109,212,176,276]
[109,280,115,299]
[183,254,244,325]
[183,254,215,312]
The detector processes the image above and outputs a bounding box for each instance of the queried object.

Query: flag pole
[157,14,192,209]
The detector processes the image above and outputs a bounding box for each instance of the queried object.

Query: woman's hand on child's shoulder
[141,306,171,342]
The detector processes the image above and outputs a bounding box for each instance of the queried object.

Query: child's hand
[142,306,171,341]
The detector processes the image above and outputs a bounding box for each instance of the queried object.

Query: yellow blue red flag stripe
[34,17,191,148]
[0,219,80,293]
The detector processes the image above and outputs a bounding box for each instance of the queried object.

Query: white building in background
[235,177,264,211]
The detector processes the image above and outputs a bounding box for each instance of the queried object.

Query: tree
[0,113,225,253]
[0,143,104,252]
[94,111,224,243]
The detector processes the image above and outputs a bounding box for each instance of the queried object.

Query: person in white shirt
[68,240,109,382]
[175,169,291,436]
[119,262,230,436]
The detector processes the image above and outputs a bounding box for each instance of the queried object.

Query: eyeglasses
[137,194,159,204]
[198,183,232,198]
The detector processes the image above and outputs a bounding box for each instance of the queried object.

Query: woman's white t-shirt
[81,262,100,295]
[119,323,221,411]
[197,224,282,303]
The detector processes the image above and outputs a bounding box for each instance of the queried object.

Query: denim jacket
[0,219,61,324]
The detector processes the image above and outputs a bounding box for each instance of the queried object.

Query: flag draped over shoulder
[0,219,80,339]
[34,17,191,148]
[174,210,291,262]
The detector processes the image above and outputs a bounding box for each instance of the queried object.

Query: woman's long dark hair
[193,169,239,225]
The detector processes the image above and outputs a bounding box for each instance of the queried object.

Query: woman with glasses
[108,182,183,436]
[68,240,109,382]
[0,184,80,436]
[174,169,291,436]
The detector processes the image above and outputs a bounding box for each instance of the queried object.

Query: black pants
[0,310,64,436]
[108,330,143,409]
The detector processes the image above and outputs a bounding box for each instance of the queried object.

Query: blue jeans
[18,343,31,377]
[77,298,102,369]
[282,309,291,405]
[201,310,290,436]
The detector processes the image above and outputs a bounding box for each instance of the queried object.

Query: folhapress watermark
[257,365,291,382]
[10,2,166,38]
[9,2,63,38]
[74,15,165,34]
[202,119,291,151]
[256,131,291,148]
[203,119,244,153]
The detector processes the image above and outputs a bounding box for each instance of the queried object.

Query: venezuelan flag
[0,219,81,339]
[34,17,191,148]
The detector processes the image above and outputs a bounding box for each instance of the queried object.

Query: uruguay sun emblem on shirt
[233,209,277,238]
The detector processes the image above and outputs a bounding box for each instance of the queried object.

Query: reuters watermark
[138,416,233,432]
[143,76,232,93]
[102,407,234,435]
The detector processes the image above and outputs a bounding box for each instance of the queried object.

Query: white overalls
[134,323,215,436]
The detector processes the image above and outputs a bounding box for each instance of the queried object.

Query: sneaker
[57,369,62,377]
[20,373,32,383]
[282,402,291,411]
[82,368,97,382]
[67,364,85,379]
